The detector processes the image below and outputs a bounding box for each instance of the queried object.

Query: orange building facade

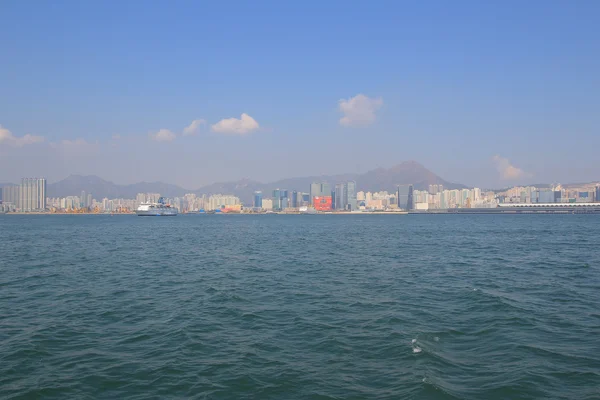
[313,196,332,211]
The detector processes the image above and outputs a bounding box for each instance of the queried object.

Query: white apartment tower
[19,178,46,211]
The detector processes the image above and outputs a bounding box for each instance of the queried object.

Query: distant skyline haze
[1,1,598,188]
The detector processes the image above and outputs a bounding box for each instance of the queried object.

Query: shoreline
[2,211,410,216]
[4,209,599,216]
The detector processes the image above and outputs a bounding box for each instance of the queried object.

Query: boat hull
[136,210,178,216]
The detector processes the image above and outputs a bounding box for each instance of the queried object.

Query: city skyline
[1,2,599,188]
[3,172,599,214]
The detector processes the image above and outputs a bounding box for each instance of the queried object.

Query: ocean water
[1,214,599,399]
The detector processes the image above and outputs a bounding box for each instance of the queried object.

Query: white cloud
[183,119,206,136]
[149,129,176,142]
[338,94,383,127]
[211,113,259,135]
[492,155,530,180]
[0,125,44,147]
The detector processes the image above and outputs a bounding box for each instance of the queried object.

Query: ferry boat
[136,198,178,216]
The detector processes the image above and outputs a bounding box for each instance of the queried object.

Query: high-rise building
[596,185,600,202]
[331,190,335,207]
[87,194,92,209]
[291,191,298,208]
[253,191,263,208]
[272,189,282,210]
[309,182,331,205]
[332,181,357,210]
[310,183,321,205]
[321,183,331,199]
[271,189,290,210]
[335,183,346,210]
[2,185,20,207]
[345,181,357,211]
[19,178,46,211]
[397,184,414,210]
[81,190,86,208]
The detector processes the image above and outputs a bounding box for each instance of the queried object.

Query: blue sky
[1,1,598,188]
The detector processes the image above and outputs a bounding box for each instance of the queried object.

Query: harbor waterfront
[1,214,599,399]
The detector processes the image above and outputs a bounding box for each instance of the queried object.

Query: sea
[1,214,599,399]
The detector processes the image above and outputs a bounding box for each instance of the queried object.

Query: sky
[1,1,599,189]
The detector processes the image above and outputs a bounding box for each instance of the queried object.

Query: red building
[313,196,332,211]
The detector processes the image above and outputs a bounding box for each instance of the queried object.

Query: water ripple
[1,214,600,399]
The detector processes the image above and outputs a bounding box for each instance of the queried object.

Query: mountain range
[41,161,464,204]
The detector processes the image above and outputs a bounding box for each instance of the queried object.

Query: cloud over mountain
[211,113,259,135]
[338,94,383,127]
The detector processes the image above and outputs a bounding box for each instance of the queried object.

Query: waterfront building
[2,185,20,208]
[330,189,336,210]
[538,189,554,203]
[19,178,46,211]
[253,191,263,208]
[332,181,357,210]
[310,183,321,205]
[208,194,240,211]
[313,196,332,211]
[309,182,331,205]
[291,191,298,208]
[397,184,414,210]
[321,183,331,200]
[367,199,384,210]
[272,189,287,211]
[334,183,346,210]
[301,193,310,205]
[262,198,273,210]
[345,181,357,211]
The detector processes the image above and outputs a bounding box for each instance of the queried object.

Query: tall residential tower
[19,178,46,211]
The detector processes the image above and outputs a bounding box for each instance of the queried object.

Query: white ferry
[136,198,178,216]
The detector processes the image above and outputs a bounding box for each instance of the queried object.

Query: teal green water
[1,215,599,399]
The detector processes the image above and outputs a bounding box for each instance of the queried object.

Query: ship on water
[136,197,178,216]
